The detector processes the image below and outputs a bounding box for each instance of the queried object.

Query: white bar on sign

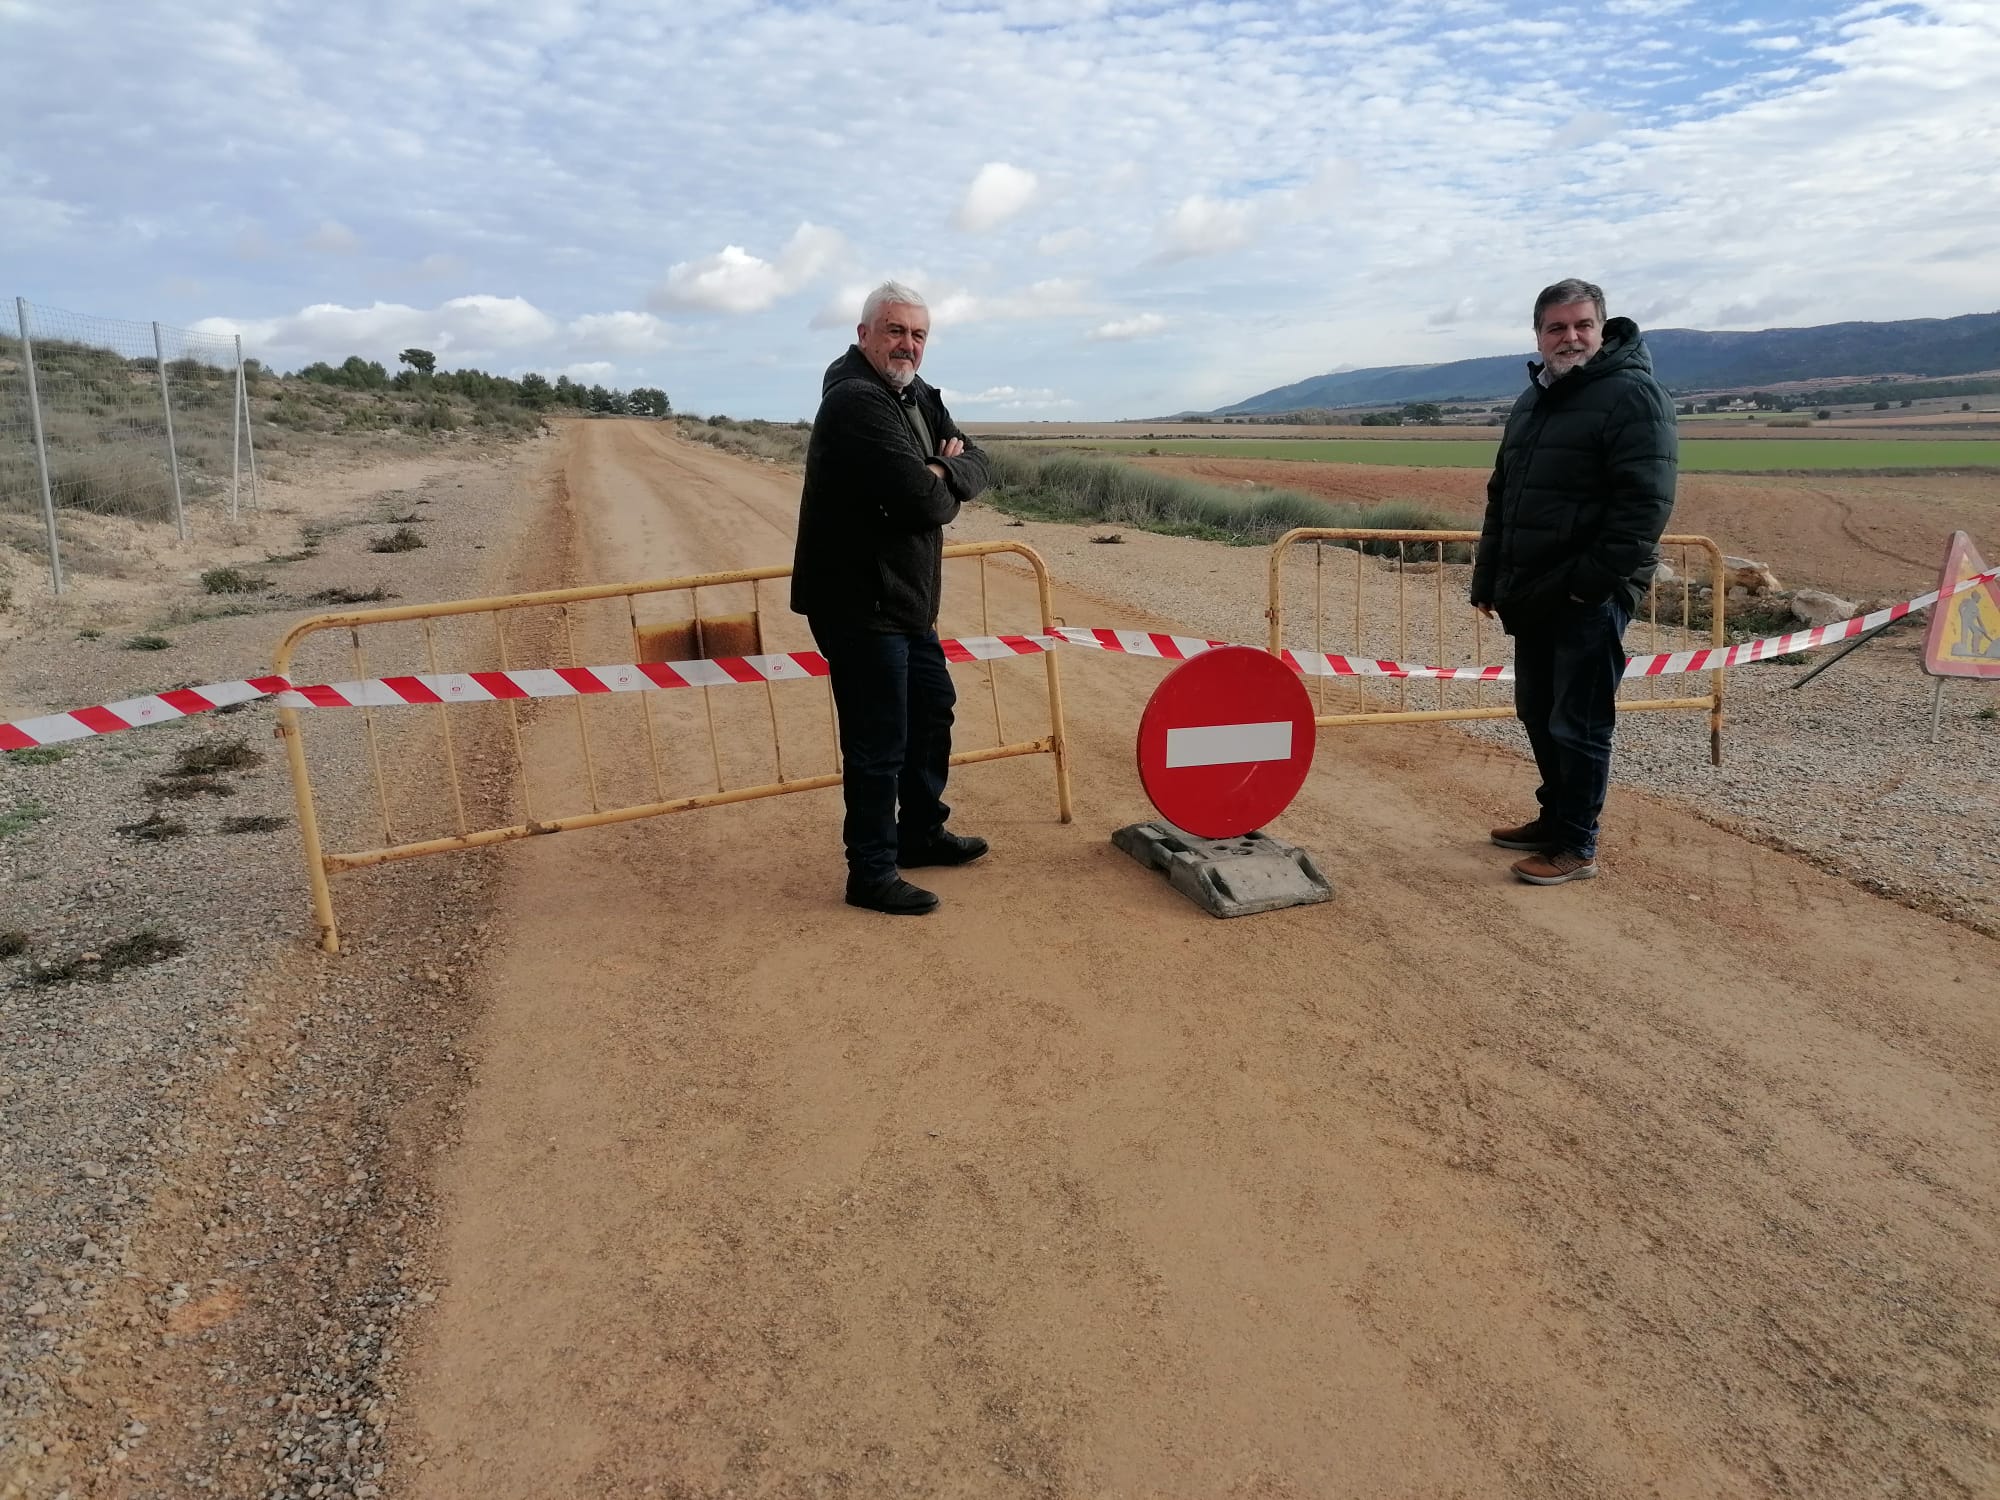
[1165,719,1291,769]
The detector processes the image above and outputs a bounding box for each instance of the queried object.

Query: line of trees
[287,349,670,418]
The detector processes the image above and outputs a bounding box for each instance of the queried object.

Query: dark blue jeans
[1510,598,1631,860]
[808,620,956,886]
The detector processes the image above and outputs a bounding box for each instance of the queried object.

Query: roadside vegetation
[1062,436,2000,474]
[675,414,811,465]
[0,338,673,526]
[982,445,1470,551]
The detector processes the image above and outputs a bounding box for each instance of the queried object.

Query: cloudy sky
[3,0,1995,418]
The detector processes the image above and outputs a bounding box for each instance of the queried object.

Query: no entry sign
[1136,645,1316,838]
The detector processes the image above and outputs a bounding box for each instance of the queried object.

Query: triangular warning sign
[1923,531,2000,679]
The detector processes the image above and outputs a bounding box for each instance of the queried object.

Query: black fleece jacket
[1470,317,1678,628]
[790,346,990,632]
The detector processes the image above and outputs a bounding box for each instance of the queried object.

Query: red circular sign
[1136,646,1316,838]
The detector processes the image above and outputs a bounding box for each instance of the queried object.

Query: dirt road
[397,424,2000,1498]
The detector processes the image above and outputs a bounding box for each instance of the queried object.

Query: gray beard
[885,366,917,389]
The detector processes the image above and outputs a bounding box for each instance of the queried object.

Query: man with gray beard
[792,281,992,915]
[1471,278,1678,885]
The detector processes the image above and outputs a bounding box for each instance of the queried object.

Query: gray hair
[1533,278,1606,331]
[861,280,928,327]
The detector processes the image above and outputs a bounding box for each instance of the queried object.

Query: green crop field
[1071,437,2000,472]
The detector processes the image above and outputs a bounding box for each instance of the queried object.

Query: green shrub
[30,927,184,985]
[368,526,426,553]
[200,566,272,594]
[0,800,52,839]
[676,415,811,465]
[123,634,172,651]
[402,399,459,432]
[220,814,287,834]
[168,737,262,776]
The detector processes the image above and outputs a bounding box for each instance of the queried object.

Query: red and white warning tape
[4,570,1994,752]
[0,677,292,752]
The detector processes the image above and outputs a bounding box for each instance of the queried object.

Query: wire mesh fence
[1,297,256,594]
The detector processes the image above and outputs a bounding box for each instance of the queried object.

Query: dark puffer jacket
[1470,317,1678,628]
[791,346,990,632]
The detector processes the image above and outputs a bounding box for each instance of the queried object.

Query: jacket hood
[824,343,930,400]
[1528,315,1651,386]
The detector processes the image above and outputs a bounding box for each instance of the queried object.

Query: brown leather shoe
[1491,817,1561,852]
[1512,850,1599,885]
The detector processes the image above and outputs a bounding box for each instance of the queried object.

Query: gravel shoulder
[2,429,567,1499]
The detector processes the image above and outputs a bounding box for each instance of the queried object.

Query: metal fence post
[151,321,189,540]
[243,370,262,516]
[230,334,244,523]
[15,296,64,596]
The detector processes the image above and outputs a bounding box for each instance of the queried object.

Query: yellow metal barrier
[1265,530,1729,763]
[274,541,1072,952]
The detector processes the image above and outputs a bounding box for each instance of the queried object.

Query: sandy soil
[1131,454,2000,601]
[373,425,2000,1499]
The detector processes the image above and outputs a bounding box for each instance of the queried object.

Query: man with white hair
[792,281,993,915]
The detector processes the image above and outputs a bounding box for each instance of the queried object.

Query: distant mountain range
[1208,311,2000,414]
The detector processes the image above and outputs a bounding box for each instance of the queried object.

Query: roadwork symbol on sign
[1136,645,1316,839]
[1925,531,2000,680]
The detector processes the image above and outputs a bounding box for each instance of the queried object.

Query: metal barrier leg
[277,706,341,954]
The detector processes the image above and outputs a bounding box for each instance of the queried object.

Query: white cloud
[955,162,1039,232]
[1036,227,1095,256]
[7,0,1996,418]
[0,152,79,246]
[813,275,1094,332]
[1550,110,1624,148]
[1749,35,1805,51]
[190,294,558,366]
[932,278,1095,327]
[941,385,1074,410]
[1157,194,1258,259]
[655,222,847,315]
[304,219,359,254]
[568,310,672,354]
[1089,313,1168,341]
[562,361,616,382]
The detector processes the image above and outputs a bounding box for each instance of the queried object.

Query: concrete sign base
[1112,820,1334,918]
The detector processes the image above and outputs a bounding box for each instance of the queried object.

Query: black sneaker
[845,875,941,915]
[897,830,989,869]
